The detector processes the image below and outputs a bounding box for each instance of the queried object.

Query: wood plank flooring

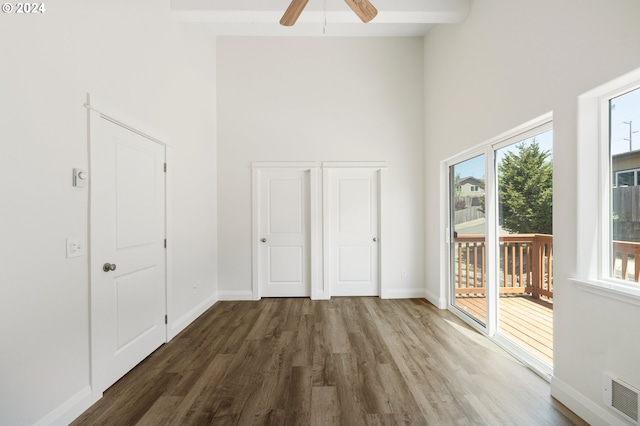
[455,296,554,365]
[73,298,585,426]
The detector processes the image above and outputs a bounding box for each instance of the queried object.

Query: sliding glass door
[448,120,554,371]
[495,129,554,366]
[450,154,487,327]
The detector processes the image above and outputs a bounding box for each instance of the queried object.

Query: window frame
[604,86,640,284]
[614,169,639,187]
[573,68,640,304]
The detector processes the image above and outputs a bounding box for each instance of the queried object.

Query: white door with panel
[90,113,167,393]
[258,169,311,297]
[327,169,379,296]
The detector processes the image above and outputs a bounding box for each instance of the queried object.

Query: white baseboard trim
[381,288,427,299]
[35,385,95,426]
[425,289,447,309]
[312,291,330,300]
[550,376,626,426]
[218,290,254,301]
[168,294,218,341]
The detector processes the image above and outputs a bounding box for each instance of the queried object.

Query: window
[575,67,640,301]
[609,87,640,283]
[614,169,639,187]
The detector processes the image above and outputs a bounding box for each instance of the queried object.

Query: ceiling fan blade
[343,0,378,23]
[280,0,309,26]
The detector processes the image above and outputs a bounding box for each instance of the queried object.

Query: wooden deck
[454,296,553,365]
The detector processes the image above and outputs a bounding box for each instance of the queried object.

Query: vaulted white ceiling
[171,0,471,37]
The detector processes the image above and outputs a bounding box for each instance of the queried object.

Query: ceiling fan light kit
[280,0,378,27]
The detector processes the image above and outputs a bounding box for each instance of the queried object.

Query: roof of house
[458,176,484,188]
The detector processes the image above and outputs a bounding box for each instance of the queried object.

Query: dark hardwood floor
[73,297,586,425]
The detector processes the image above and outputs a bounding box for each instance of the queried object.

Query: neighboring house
[612,150,640,186]
[457,176,485,197]
[612,150,640,241]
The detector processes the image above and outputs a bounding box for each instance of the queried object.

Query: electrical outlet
[192,281,200,293]
[66,238,85,258]
[401,268,407,278]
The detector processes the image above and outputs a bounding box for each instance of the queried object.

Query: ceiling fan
[280,0,378,26]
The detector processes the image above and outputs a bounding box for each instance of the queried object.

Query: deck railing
[454,235,640,298]
[613,240,640,281]
[454,234,553,299]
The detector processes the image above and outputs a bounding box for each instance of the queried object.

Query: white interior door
[258,169,311,297]
[328,169,379,296]
[90,113,167,393]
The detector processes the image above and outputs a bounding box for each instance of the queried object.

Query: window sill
[569,278,640,307]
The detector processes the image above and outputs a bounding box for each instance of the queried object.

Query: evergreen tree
[498,141,553,234]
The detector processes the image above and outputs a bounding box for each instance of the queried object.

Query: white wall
[423,0,640,424]
[217,37,425,299]
[0,1,217,424]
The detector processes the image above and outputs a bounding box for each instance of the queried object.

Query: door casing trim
[250,161,387,300]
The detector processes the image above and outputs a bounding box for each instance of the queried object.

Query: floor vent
[603,373,640,424]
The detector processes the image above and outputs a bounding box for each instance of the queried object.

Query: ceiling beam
[170,0,470,36]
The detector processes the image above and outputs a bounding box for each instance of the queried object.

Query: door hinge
[164,239,167,248]
[164,163,167,173]
[165,315,168,325]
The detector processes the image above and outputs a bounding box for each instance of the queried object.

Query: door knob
[373,237,378,242]
[261,238,267,243]
[103,263,117,272]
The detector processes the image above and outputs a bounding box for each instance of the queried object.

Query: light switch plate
[66,238,85,258]
[73,168,88,188]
